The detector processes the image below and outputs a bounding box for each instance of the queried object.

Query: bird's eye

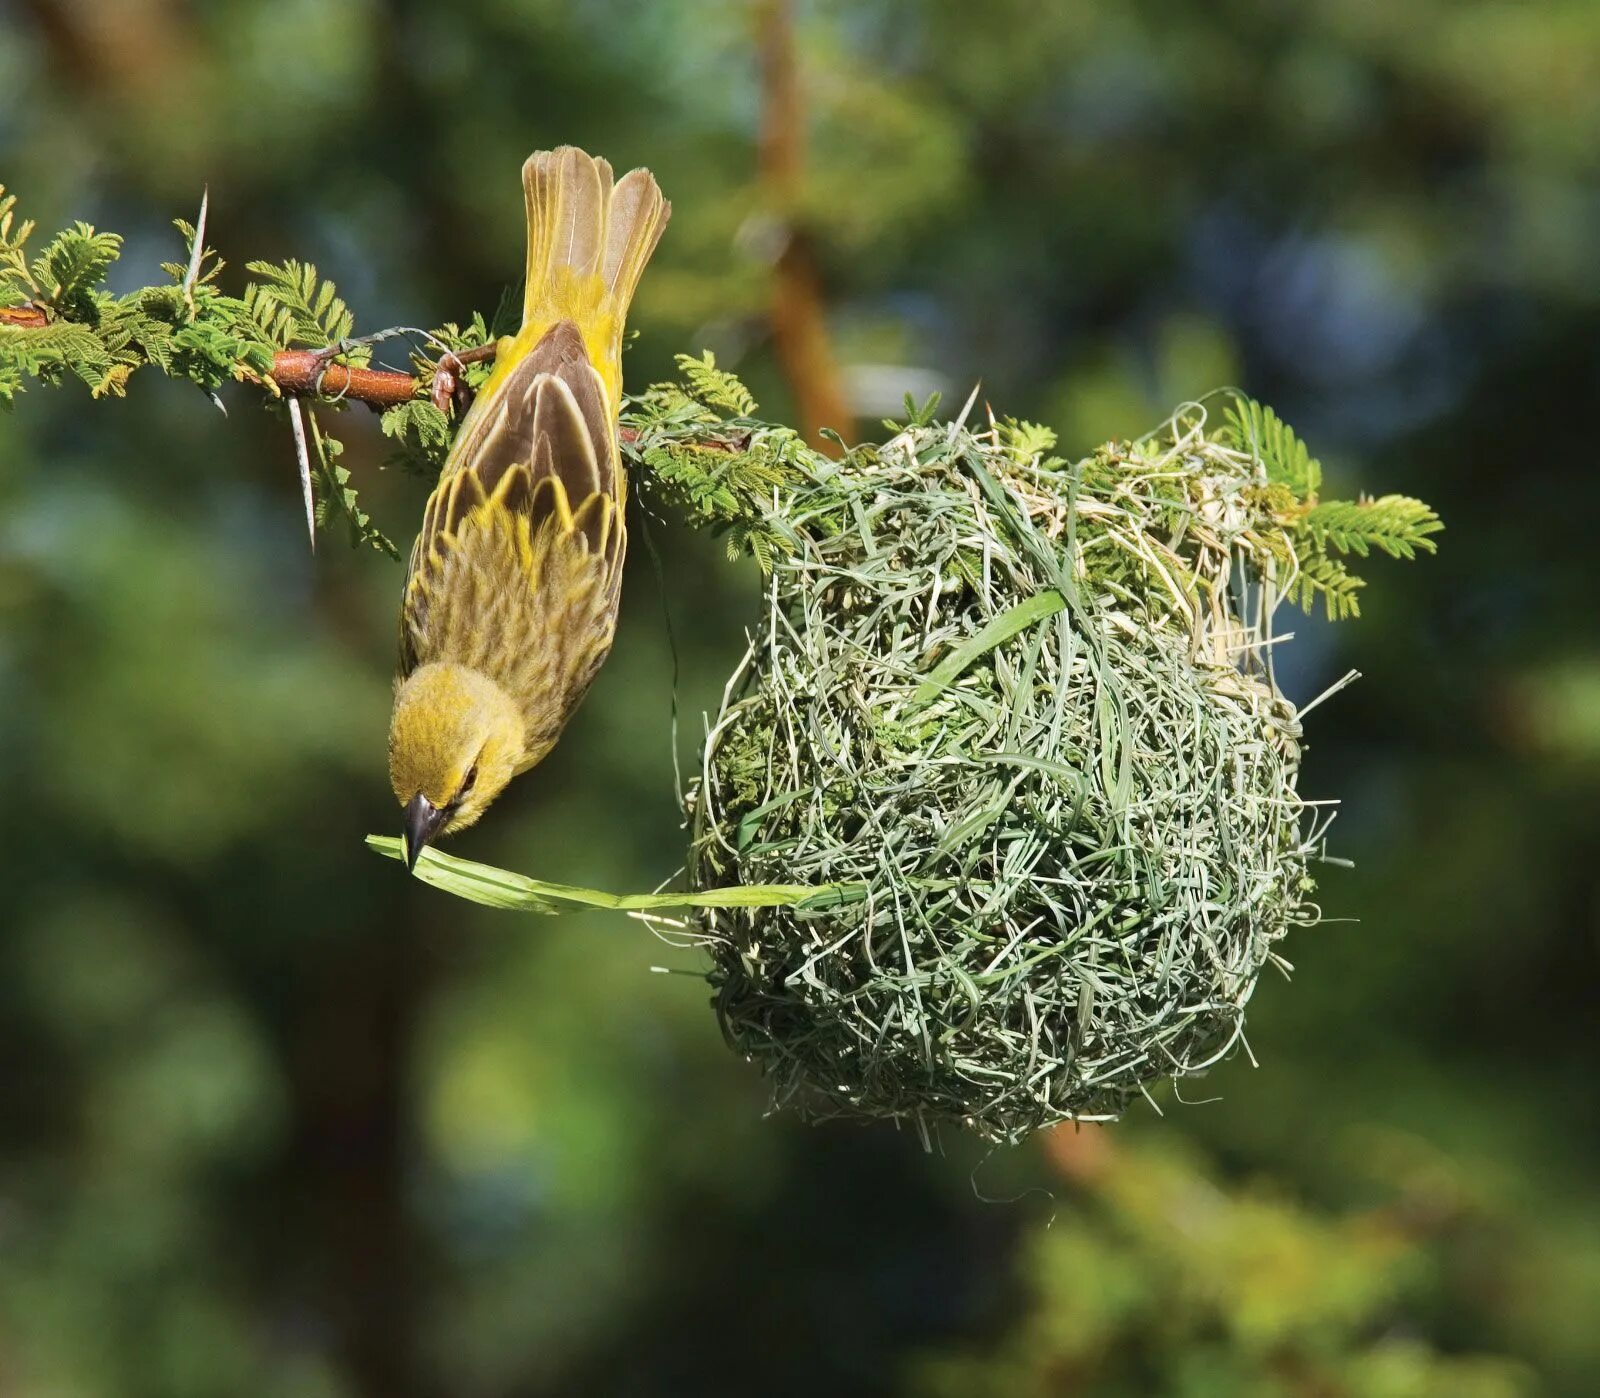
[459,762,480,798]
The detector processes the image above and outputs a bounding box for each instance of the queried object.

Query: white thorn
[287,397,315,551]
[182,185,209,311]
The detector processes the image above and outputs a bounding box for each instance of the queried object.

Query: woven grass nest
[628,366,1434,1145]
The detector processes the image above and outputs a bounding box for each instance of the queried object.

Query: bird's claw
[429,341,499,416]
[430,351,475,415]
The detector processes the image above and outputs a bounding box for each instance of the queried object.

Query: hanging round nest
[623,363,1434,1146]
[676,401,1316,1145]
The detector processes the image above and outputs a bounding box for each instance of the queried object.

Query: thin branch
[3,315,458,411]
[268,350,422,409]
[269,338,499,412]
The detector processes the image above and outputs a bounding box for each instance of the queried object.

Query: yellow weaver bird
[389,147,670,869]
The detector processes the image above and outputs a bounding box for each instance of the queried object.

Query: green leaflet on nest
[674,349,758,416]
[1215,396,1442,619]
[623,353,813,570]
[1223,396,1323,497]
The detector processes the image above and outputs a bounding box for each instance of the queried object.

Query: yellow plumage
[388,148,670,867]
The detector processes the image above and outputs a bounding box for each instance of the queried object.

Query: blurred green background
[2,1,1598,1394]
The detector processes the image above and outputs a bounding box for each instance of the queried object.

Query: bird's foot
[429,341,499,415]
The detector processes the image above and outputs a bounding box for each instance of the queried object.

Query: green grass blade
[976,749,1086,790]
[911,589,1066,704]
[366,835,843,915]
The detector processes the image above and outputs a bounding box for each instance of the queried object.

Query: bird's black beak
[404,793,450,872]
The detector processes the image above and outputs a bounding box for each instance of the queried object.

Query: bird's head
[388,662,526,870]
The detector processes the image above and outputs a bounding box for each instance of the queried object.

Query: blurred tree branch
[16,0,198,96]
[758,0,850,453]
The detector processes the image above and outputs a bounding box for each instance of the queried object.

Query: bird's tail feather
[520,147,670,384]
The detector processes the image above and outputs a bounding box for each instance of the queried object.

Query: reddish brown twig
[270,339,503,413]
[269,350,422,409]
[0,305,50,329]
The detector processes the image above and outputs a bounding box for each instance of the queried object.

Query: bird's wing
[399,321,626,681]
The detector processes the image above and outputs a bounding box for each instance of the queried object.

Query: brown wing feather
[442,321,615,511]
[399,320,624,679]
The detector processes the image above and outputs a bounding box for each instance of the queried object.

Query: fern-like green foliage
[0,184,405,554]
[1281,550,1369,620]
[999,417,1065,466]
[674,349,757,416]
[377,312,511,477]
[1225,395,1323,497]
[240,259,356,350]
[33,222,123,321]
[1219,392,1442,619]
[1302,496,1444,560]
[623,353,812,570]
[380,398,455,475]
[0,186,36,292]
[0,320,112,401]
[307,416,397,558]
[881,389,944,434]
